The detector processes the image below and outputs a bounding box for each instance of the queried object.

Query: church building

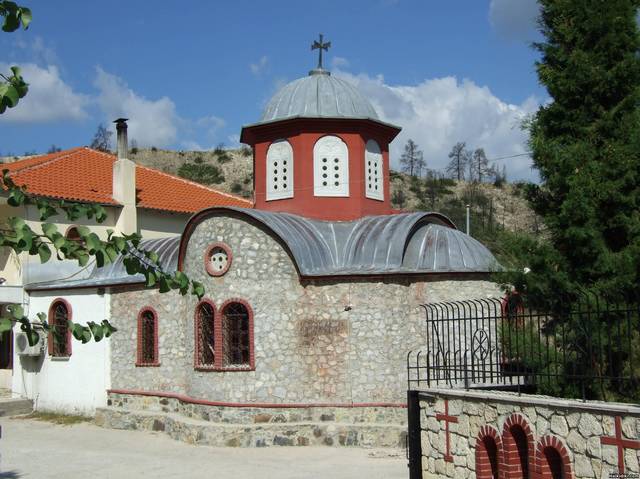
[12,39,501,447]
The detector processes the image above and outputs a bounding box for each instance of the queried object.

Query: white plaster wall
[12,289,111,415]
[137,209,189,238]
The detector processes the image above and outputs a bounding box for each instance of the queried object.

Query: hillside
[128,147,541,235]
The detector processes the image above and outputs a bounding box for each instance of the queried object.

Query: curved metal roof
[182,208,500,277]
[26,236,180,291]
[260,70,380,124]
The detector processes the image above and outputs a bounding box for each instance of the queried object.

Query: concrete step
[0,397,33,417]
[96,407,407,448]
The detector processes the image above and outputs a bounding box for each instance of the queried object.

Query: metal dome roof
[260,70,380,123]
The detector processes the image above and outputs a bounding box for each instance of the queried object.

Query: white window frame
[365,139,384,201]
[266,139,294,201]
[313,135,349,197]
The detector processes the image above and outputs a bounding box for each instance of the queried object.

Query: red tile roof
[2,147,253,213]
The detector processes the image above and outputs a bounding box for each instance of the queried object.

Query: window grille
[221,302,250,366]
[313,135,349,197]
[365,139,383,200]
[137,309,158,365]
[196,301,215,367]
[266,139,294,200]
[50,301,70,357]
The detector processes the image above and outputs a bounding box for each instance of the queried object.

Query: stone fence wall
[416,388,640,478]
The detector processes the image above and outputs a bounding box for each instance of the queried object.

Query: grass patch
[18,411,92,426]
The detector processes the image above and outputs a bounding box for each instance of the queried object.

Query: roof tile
[2,147,252,213]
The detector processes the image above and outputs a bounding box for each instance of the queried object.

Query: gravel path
[0,417,407,479]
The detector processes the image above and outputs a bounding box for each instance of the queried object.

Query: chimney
[115,118,128,159]
[112,118,137,234]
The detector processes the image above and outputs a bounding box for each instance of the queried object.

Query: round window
[204,242,232,277]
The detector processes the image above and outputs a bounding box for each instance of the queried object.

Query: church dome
[260,70,379,123]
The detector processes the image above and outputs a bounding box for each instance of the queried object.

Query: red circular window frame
[204,242,233,277]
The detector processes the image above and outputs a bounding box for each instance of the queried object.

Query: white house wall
[12,289,110,415]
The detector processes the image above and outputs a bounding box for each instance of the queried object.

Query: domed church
[17,37,501,447]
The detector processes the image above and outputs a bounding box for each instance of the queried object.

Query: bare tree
[446,142,470,181]
[90,123,113,152]
[400,139,424,177]
[47,144,61,154]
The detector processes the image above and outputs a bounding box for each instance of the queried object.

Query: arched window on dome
[313,135,349,197]
[365,139,383,201]
[266,139,294,200]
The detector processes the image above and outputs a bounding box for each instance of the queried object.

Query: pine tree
[446,142,469,181]
[400,139,424,177]
[471,148,490,183]
[525,0,640,297]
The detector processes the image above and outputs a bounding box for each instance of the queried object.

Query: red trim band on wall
[107,388,407,409]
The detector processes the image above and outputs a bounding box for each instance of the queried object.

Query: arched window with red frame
[48,299,72,357]
[219,300,254,369]
[194,299,216,369]
[136,307,159,366]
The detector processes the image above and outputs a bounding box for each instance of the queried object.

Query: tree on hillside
[400,139,425,177]
[518,0,640,300]
[446,142,470,181]
[90,123,113,152]
[471,148,490,183]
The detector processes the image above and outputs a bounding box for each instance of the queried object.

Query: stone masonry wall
[110,212,501,405]
[417,388,640,478]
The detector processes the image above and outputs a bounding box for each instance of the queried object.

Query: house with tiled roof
[0,119,251,393]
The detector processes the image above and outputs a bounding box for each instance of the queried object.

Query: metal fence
[407,292,640,402]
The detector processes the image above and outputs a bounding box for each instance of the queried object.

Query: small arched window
[65,226,85,247]
[502,414,534,479]
[221,301,252,367]
[266,139,294,200]
[48,299,71,357]
[136,307,159,366]
[195,300,216,369]
[475,426,502,479]
[313,135,349,197]
[365,139,383,200]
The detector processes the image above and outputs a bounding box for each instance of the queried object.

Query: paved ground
[0,417,408,478]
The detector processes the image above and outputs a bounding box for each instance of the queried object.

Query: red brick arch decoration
[534,435,573,479]
[502,413,535,479]
[475,425,503,479]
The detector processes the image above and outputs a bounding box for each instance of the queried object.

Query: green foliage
[0,65,28,114]
[230,182,243,194]
[193,155,204,164]
[178,162,224,184]
[524,0,640,299]
[0,2,31,114]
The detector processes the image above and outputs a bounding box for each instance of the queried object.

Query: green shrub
[178,163,225,184]
[194,156,204,164]
[231,182,243,194]
[239,145,252,157]
[217,152,232,164]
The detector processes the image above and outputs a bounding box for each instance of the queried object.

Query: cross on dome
[311,34,331,71]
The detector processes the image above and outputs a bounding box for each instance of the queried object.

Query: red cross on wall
[436,399,458,463]
[600,415,640,474]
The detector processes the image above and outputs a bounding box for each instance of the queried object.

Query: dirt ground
[0,417,408,479]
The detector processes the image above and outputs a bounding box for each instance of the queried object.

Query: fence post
[407,389,423,479]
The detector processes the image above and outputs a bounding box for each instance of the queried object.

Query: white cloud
[331,56,350,69]
[93,66,179,148]
[249,55,269,75]
[335,70,540,181]
[489,0,540,40]
[0,63,89,123]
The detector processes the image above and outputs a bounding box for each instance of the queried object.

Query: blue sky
[0,0,544,180]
